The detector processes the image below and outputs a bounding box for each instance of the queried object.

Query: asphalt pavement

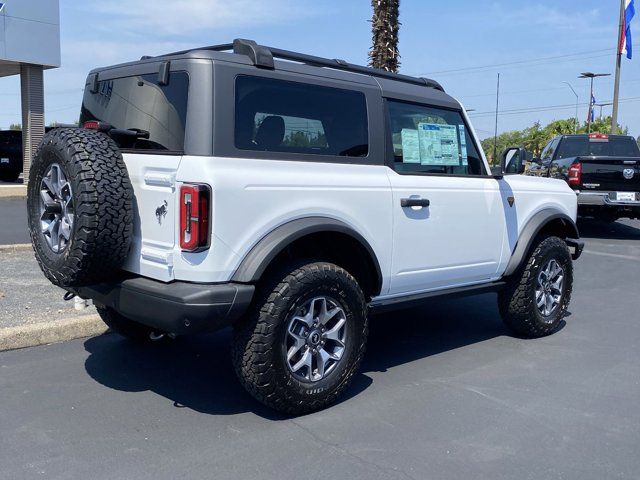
[0,248,96,329]
[0,197,28,245]
[1,219,639,479]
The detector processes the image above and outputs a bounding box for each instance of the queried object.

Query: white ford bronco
[27,39,584,414]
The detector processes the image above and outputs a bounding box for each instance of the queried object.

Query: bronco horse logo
[155,200,168,224]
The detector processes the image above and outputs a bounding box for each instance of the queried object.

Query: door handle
[401,197,430,208]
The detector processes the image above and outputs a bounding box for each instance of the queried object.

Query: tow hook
[63,291,76,301]
[149,332,177,342]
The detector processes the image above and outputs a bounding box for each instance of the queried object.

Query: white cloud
[87,0,320,37]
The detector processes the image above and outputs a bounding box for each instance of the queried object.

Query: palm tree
[369,0,400,73]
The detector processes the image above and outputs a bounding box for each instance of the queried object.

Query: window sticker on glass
[458,124,468,166]
[418,123,460,166]
[401,128,421,163]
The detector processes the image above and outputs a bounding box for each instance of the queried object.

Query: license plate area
[614,191,639,202]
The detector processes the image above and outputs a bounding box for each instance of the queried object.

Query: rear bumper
[576,191,640,219]
[577,191,640,206]
[73,277,254,335]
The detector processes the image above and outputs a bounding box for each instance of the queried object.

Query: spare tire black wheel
[27,128,134,287]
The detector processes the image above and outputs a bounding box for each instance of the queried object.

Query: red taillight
[180,184,211,252]
[568,162,582,187]
[588,133,608,141]
[83,120,112,132]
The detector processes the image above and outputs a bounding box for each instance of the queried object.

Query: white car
[27,39,583,414]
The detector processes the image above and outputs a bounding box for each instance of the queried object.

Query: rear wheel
[499,236,573,338]
[232,261,368,415]
[97,306,170,344]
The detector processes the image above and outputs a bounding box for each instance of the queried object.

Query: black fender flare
[231,217,383,294]
[503,209,580,277]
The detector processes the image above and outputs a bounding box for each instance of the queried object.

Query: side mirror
[500,147,530,175]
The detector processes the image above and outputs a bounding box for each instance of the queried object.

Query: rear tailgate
[121,153,182,282]
[579,156,640,196]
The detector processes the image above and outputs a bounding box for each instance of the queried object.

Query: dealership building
[0,0,61,181]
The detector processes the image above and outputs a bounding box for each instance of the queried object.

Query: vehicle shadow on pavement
[578,219,640,240]
[83,293,513,419]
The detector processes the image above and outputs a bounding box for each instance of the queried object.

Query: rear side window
[387,100,486,176]
[540,138,559,162]
[234,76,368,157]
[80,71,189,152]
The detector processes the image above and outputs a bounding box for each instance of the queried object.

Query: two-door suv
[27,40,583,414]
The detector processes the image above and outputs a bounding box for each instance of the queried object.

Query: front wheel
[499,236,573,338]
[232,261,368,415]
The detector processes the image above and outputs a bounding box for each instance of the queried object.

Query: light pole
[562,81,579,133]
[579,72,611,133]
[594,102,613,120]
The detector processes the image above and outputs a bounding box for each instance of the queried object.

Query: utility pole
[493,73,500,164]
[580,72,611,133]
[611,0,626,134]
[562,81,579,133]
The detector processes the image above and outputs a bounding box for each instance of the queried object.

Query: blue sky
[1,0,638,140]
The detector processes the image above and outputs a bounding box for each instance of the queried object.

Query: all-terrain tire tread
[498,235,573,338]
[232,261,368,415]
[27,128,134,287]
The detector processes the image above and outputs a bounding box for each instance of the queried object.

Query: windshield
[556,136,640,159]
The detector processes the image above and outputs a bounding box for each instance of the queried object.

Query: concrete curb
[0,243,32,252]
[0,185,27,198]
[0,314,108,352]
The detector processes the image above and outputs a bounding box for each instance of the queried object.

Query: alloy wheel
[39,163,74,253]
[535,259,564,318]
[285,296,348,382]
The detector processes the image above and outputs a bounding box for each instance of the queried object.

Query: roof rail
[157,38,445,92]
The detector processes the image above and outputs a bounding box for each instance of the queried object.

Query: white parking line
[583,250,640,262]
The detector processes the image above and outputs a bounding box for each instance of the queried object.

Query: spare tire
[27,128,134,287]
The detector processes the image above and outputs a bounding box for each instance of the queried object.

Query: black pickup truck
[0,130,23,182]
[528,133,640,222]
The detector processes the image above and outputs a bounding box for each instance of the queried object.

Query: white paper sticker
[401,129,421,163]
[417,123,460,166]
[458,124,468,166]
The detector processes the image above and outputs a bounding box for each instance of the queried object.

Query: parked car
[0,130,23,182]
[26,39,583,414]
[0,126,70,182]
[520,134,640,222]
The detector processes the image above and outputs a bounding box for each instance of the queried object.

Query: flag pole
[493,73,500,164]
[611,0,626,134]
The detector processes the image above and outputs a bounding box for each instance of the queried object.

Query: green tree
[580,116,627,135]
[544,119,576,137]
[369,0,400,72]
[481,130,525,165]
[9,123,21,131]
[523,122,547,157]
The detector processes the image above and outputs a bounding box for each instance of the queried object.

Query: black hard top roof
[88,39,461,111]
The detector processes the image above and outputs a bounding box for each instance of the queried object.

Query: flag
[589,94,596,122]
[620,0,636,59]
